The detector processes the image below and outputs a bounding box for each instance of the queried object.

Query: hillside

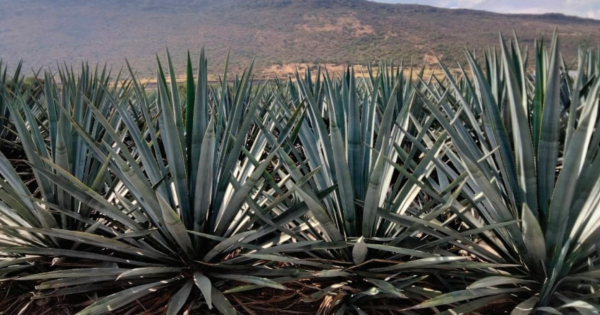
[1,0,600,78]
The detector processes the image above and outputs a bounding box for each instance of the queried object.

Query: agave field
[0,34,599,314]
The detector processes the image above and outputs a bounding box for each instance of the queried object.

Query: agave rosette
[255,64,514,314]
[410,34,600,314]
[0,52,320,314]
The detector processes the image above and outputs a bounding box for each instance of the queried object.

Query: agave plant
[0,61,20,151]
[0,63,136,313]
[0,62,46,155]
[244,64,513,314]
[0,52,325,314]
[409,34,600,314]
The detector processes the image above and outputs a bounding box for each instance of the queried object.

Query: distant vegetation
[1,0,599,78]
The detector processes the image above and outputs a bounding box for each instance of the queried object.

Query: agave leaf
[420,220,519,261]
[439,295,512,315]
[128,62,170,180]
[164,50,185,150]
[185,51,196,161]
[114,229,159,240]
[193,271,213,309]
[16,228,174,262]
[567,269,600,281]
[0,256,41,270]
[5,105,55,225]
[362,149,385,237]
[0,222,42,247]
[465,49,519,213]
[36,275,119,290]
[417,91,519,239]
[369,256,466,273]
[375,79,400,152]
[546,78,600,255]
[33,283,118,300]
[293,185,344,243]
[313,270,352,278]
[104,89,168,198]
[329,105,356,235]
[0,247,152,267]
[167,279,193,315]
[294,77,335,195]
[249,240,337,255]
[43,72,58,155]
[467,276,535,289]
[435,58,486,146]
[213,83,267,225]
[157,71,191,227]
[244,254,332,268]
[55,117,71,227]
[117,267,182,280]
[537,34,561,217]
[227,170,310,243]
[229,198,312,246]
[346,71,363,200]
[31,158,140,230]
[157,193,194,259]
[365,244,433,259]
[203,230,256,262]
[76,277,180,315]
[499,35,539,218]
[0,152,35,211]
[532,40,545,155]
[407,288,527,310]
[18,268,125,280]
[0,184,38,227]
[461,158,522,237]
[215,148,278,236]
[189,50,209,186]
[361,80,379,187]
[303,281,348,301]
[521,204,546,272]
[212,286,236,315]
[364,278,406,298]
[100,145,165,230]
[79,152,111,220]
[558,300,600,314]
[379,210,502,259]
[276,100,306,148]
[565,50,586,150]
[212,273,286,290]
[512,296,540,315]
[534,307,562,315]
[222,275,307,294]
[352,236,368,265]
[71,92,155,192]
[193,117,216,234]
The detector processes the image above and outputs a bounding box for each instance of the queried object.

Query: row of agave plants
[0,34,599,314]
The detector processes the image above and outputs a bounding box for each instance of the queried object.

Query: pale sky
[372,0,600,20]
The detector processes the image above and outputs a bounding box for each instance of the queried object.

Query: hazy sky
[373,0,600,19]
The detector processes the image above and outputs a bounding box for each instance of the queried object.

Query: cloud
[371,0,599,19]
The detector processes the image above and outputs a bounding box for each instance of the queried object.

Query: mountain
[1,0,599,78]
